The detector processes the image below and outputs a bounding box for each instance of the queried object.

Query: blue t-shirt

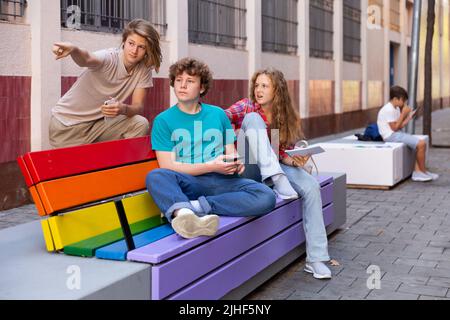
[151,103,236,164]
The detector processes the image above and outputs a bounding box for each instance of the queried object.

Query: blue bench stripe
[95,224,175,261]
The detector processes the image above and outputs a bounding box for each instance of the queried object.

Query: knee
[146,168,172,189]
[295,177,321,198]
[242,112,266,129]
[251,184,277,214]
[417,139,426,149]
[131,115,150,136]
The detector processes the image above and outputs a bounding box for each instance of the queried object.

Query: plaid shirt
[225,98,292,159]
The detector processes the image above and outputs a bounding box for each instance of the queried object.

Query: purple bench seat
[127,175,334,300]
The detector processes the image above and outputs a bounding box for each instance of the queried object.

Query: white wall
[189,44,249,80]
[0,22,31,76]
[261,52,299,80]
[367,29,386,81]
[309,58,335,80]
[343,62,362,81]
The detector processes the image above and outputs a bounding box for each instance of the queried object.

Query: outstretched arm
[52,42,102,69]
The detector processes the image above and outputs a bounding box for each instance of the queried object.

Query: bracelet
[123,104,128,116]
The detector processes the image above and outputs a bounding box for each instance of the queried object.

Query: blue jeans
[280,164,330,263]
[238,113,330,262]
[146,169,276,222]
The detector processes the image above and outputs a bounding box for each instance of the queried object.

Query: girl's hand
[292,155,310,167]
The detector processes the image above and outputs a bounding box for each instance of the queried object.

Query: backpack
[355,123,383,142]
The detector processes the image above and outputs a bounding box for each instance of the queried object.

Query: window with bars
[60,0,167,36]
[343,0,361,63]
[0,0,26,21]
[262,0,298,55]
[310,0,334,60]
[188,0,247,50]
[390,0,400,32]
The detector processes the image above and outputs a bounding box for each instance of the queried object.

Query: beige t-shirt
[52,48,153,126]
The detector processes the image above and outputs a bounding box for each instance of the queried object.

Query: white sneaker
[272,174,299,200]
[426,171,439,180]
[171,209,219,239]
[304,262,332,279]
[412,171,432,182]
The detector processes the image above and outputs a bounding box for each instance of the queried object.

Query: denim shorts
[385,132,421,150]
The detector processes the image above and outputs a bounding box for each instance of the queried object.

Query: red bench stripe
[23,136,155,184]
[17,156,34,187]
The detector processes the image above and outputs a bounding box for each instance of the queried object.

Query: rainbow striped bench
[13,136,346,300]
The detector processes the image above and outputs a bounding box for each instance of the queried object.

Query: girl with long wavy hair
[225,68,332,279]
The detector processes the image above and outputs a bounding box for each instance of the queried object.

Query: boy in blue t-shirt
[146,58,276,239]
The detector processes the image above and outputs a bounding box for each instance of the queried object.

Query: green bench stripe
[63,216,165,257]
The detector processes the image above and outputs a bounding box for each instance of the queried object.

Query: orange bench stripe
[29,186,47,216]
[36,161,159,215]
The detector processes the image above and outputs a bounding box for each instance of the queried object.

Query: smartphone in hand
[223,155,244,163]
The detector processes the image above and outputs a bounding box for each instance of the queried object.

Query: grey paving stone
[427,276,450,288]
[350,278,401,292]
[366,291,419,300]
[245,287,296,300]
[382,273,429,286]
[379,250,421,260]
[436,261,450,270]
[429,240,450,249]
[390,238,431,247]
[318,284,370,300]
[405,245,444,255]
[409,266,450,278]
[418,295,450,300]
[419,252,450,261]
[398,283,448,298]
[355,234,395,244]
[287,290,340,300]
[330,239,370,248]
[322,275,357,287]
[394,257,439,268]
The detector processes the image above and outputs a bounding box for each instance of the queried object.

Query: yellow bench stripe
[47,192,160,251]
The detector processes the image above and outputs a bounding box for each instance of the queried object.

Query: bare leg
[415,140,427,173]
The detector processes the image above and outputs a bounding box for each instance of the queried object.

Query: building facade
[0,0,449,209]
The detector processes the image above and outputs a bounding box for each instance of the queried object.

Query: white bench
[310,135,429,188]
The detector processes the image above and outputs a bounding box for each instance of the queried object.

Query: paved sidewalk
[1,108,450,300]
[246,108,450,300]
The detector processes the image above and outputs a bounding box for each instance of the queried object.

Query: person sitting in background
[377,86,438,182]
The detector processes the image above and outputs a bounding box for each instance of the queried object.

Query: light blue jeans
[239,113,330,262]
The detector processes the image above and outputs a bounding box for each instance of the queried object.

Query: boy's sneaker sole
[172,212,219,239]
[304,264,332,279]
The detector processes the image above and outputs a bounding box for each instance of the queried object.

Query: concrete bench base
[0,173,346,300]
[311,135,429,188]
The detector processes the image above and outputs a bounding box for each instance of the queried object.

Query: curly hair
[250,68,304,146]
[169,58,213,97]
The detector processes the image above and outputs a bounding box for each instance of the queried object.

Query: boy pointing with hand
[49,19,162,148]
